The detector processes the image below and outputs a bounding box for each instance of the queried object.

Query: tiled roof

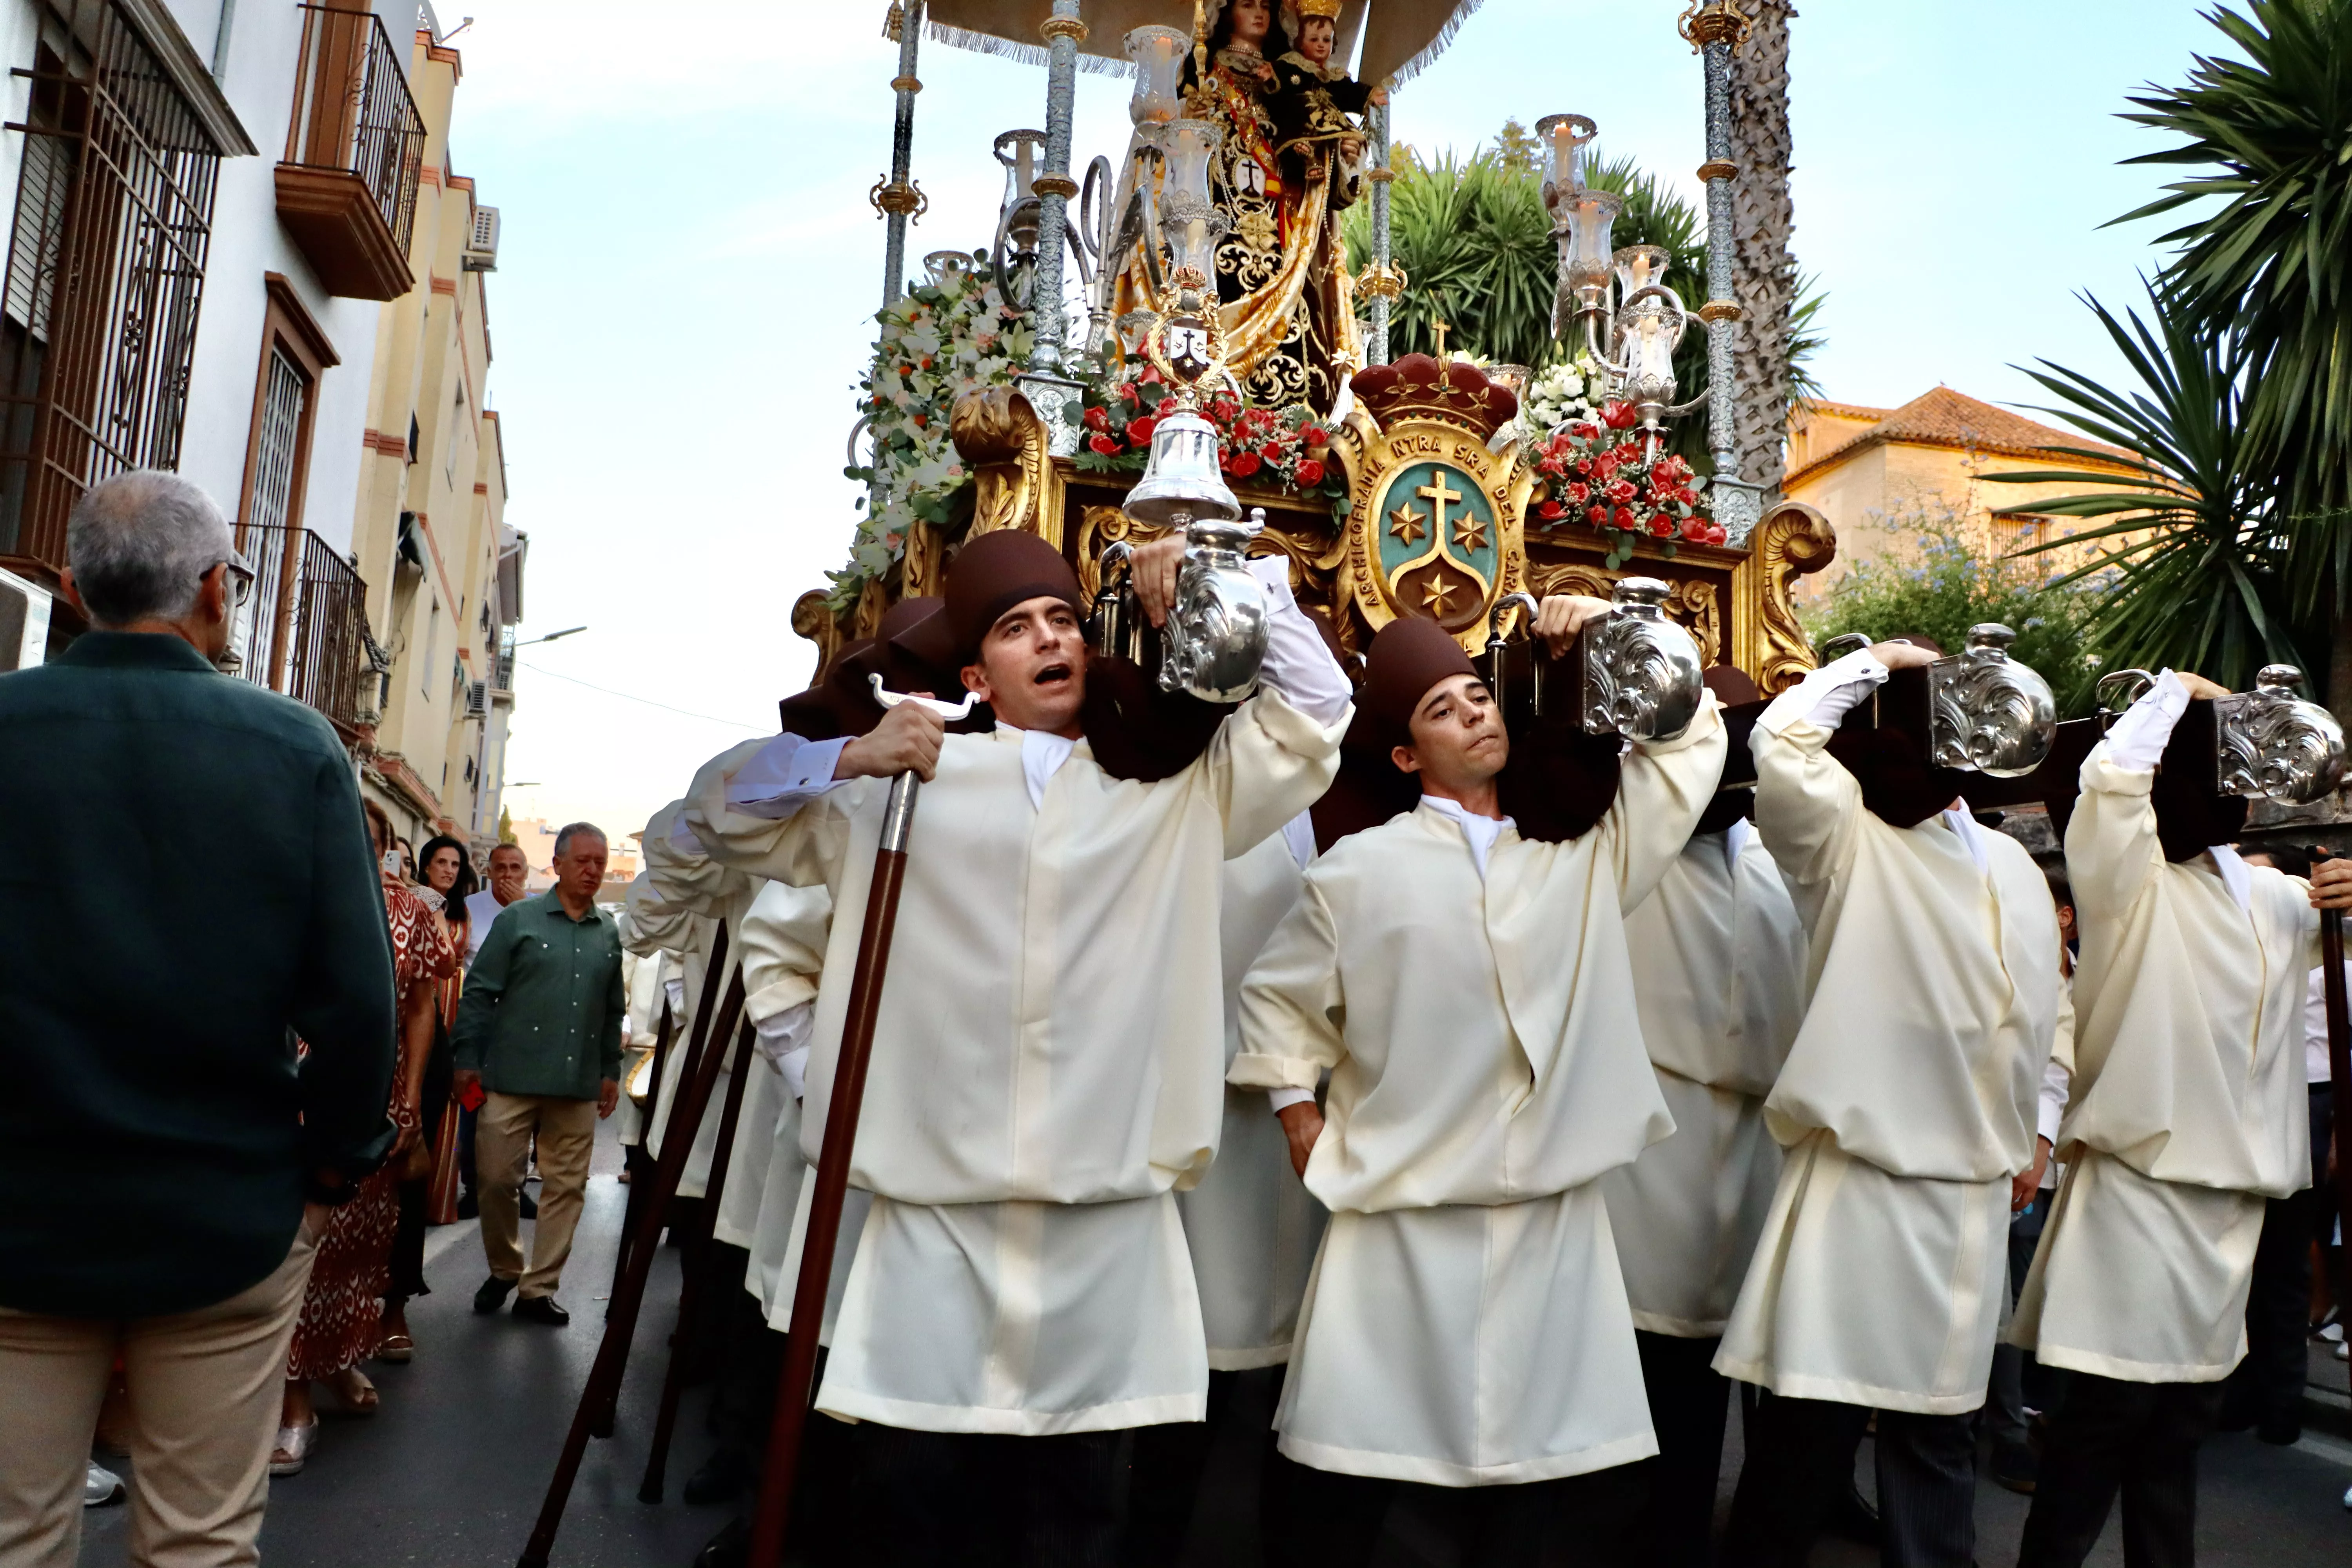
[1788,387,2139,484]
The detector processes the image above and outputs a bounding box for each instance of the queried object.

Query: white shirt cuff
[663,976,685,1015]
[2102,669,2190,772]
[2037,1057,2070,1147]
[1267,1086,1317,1113]
[1759,648,1889,735]
[724,733,852,820]
[777,1044,811,1102]
[1250,557,1352,725]
[753,1000,814,1070]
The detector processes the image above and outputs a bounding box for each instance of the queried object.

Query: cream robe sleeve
[738,880,831,1026]
[1596,696,1730,910]
[684,741,871,893]
[1749,713,1865,902]
[1230,880,1346,1094]
[1205,690,1355,859]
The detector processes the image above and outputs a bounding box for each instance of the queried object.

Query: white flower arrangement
[835,264,1036,609]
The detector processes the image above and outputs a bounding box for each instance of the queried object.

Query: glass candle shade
[1155,118,1225,283]
[1125,26,1190,126]
[1619,307,1680,409]
[1534,112,1597,208]
[1613,245,1671,302]
[1560,189,1622,291]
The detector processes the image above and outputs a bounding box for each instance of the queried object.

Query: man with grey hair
[454,820,625,1323]
[0,470,396,1563]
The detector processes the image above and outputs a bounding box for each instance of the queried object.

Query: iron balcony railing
[231,523,370,733]
[284,4,426,260]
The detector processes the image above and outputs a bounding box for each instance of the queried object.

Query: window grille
[0,4,231,575]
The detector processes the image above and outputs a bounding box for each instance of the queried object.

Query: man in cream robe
[1715,644,2063,1568]
[2008,670,2351,1568]
[1600,790,1806,1568]
[1234,611,1724,1565]
[684,530,1350,1564]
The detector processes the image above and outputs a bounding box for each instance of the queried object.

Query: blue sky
[457,0,2232,846]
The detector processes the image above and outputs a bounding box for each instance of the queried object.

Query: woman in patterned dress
[270,800,455,1475]
[374,834,474,1362]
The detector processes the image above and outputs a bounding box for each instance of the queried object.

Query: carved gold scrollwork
[1753,499,1837,693]
[900,518,945,598]
[951,386,1062,545]
[792,588,845,675]
[1074,505,1163,599]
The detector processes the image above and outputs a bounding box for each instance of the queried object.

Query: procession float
[796,0,1840,699]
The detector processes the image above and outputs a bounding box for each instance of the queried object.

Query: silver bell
[1124,408,1241,529]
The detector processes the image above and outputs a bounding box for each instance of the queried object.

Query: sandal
[375,1332,416,1364]
[322,1366,379,1415]
[269,1420,318,1476]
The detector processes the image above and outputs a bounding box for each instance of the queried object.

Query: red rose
[1614,506,1639,531]
[1141,365,1163,385]
[1295,458,1325,486]
[1089,433,1119,456]
[1605,478,1637,506]
[1566,482,1590,505]
[1538,499,1565,521]
[1677,486,1696,506]
[1158,397,1178,417]
[911,413,928,429]
[1586,505,1609,526]
[1083,406,1110,432]
[1648,512,1675,537]
[1127,416,1158,445]
[1301,426,1328,447]
[1704,524,1728,546]
[1681,516,1710,543]
[1573,458,1593,477]
[1602,401,1639,431]
[1226,450,1263,479]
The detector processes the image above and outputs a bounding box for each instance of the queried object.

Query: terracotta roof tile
[1788,387,2138,484]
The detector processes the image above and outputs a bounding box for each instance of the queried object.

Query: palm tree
[1985,287,2301,690]
[1727,0,1799,496]
[2113,0,2352,699]
[1340,136,1820,470]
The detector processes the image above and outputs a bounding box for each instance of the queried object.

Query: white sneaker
[83,1462,125,1507]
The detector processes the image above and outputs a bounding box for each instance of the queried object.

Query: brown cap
[1362,616,1476,747]
[1702,664,1759,706]
[946,531,1083,659]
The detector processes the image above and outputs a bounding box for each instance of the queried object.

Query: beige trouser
[477,1091,597,1299]
[0,1220,317,1568]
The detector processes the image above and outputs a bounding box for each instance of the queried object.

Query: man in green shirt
[453,824,624,1324]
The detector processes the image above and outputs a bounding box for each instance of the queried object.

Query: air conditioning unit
[462,205,500,272]
[465,680,488,719]
[0,566,52,671]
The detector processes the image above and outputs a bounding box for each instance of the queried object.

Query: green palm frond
[2110,0,2352,609]
[1983,286,2304,687]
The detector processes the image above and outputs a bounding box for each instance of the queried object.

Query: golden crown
[1296,0,1341,20]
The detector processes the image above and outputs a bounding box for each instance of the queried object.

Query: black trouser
[865,1426,1129,1568]
[1626,1332,1730,1568]
[1722,1393,1979,1568]
[1121,1370,1243,1567]
[700,1245,767,1445]
[1269,1460,1636,1568]
[2225,1185,2318,1439]
[2017,1374,2222,1568]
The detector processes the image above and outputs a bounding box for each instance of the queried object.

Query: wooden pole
[516,943,744,1568]
[590,940,732,1440]
[745,771,922,1566]
[639,1014,760,1502]
[608,997,675,1305]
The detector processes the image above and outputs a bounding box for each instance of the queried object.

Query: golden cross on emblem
[1416,472,1463,531]
[1387,502,1429,546]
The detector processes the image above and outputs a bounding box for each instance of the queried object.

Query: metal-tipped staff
[746,682,973,1564]
[518,929,744,1568]
[639,1013,759,1501]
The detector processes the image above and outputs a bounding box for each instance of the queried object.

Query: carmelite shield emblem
[1337,416,1533,650]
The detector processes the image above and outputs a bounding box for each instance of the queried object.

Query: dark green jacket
[0,633,397,1318]
[452,893,625,1099]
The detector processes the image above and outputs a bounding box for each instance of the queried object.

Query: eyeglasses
[211,552,255,609]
